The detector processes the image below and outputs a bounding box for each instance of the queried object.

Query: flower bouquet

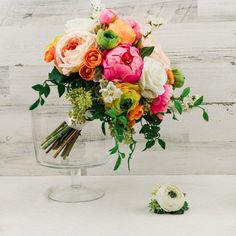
[30,3,208,171]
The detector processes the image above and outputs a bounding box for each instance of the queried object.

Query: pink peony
[127,19,142,40]
[99,9,118,25]
[150,84,173,120]
[102,44,144,83]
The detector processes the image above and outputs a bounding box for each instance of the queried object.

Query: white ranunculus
[64,18,96,33]
[139,57,167,99]
[155,184,185,212]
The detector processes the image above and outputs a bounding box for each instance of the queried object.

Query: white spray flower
[99,81,122,103]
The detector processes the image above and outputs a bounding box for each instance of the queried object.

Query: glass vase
[31,105,111,202]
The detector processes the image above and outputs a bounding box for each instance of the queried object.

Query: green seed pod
[172,67,185,88]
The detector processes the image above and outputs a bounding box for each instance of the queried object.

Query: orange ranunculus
[108,19,136,44]
[83,48,102,68]
[44,36,61,63]
[79,64,95,81]
[128,104,144,127]
[166,69,174,85]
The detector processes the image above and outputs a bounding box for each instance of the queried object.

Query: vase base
[48,185,105,203]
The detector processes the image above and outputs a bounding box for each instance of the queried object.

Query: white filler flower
[100,81,122,103]
[155,184,185,212]
[139,57,167,99]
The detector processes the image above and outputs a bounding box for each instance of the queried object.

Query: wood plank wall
[0,0,236,175]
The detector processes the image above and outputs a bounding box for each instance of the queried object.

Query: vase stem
[71,169,81,188]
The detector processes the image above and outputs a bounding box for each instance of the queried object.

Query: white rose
[155,184,185,212]
[139,57,167,99]
[55,31,96,75]
[64,18,96,33]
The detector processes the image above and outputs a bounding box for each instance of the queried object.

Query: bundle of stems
[41,122,81,159]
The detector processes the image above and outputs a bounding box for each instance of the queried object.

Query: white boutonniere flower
[149,184,189,214]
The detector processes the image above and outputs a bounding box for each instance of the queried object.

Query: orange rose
[83,48,102,68]
[108,19,136,44]
[167,69,175,85]
[79,64,95,81]
[44,36,61,63]
[128,104,144,127]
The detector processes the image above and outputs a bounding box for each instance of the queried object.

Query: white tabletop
[1,175,236,236]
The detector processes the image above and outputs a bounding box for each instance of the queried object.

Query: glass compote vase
[31,105,111,203]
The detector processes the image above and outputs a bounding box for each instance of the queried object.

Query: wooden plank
[0,0,197,27]
[0,21,235,66]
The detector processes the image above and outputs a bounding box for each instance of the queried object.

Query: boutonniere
[148,184,189,215]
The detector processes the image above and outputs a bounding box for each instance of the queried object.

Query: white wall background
[0,0,236,175]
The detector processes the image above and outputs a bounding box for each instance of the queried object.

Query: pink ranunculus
[150,83,173,120]
[99,9,118,25]
[102,44,144,83]
[127,19,142,40]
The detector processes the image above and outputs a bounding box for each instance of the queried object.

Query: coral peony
[108,19,136,44]
[99,9,118,25]
[102,44,143,83]
[150,84,173,120]
[127,19,142,41]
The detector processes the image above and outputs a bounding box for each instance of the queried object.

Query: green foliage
[181,87,190,98]
[139,46,155,59]
[203,110,209,121]
[148,199,189,215]
[174,100,183,114]
[193,96,204,107]
[57,84,66,97]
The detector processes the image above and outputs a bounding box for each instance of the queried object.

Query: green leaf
[49,67,73,84]
[101,122,106,135]
[158,139,166,149]
[44,84,50,98]
[118,116,127,127]
[139,46,155,59]
[29,99,40,110]
[113,156,122,171]
[193,96,204,107]
[140,124,150,134]
[32,84,44,91]
[143,140,155,151]
[203,110,209,121]
[40,98,45,105]
[57,84,65,97]
[105,108,117,119]
[174,100,183,114]
[181,87,190,98]
[109,145,118,154]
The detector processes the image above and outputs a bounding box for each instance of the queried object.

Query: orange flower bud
[167,69,175,85]
[79,64,95,81]
[44,36,61,63]
[83,48,102,68]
